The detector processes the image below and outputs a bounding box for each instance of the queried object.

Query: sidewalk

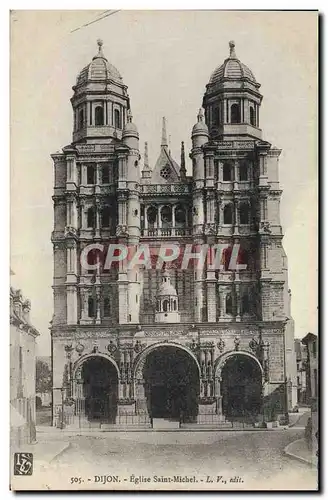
[13,432,71,466]
[284,438,317,467]
[289,410,311,428]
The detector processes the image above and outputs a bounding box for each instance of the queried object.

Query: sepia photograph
[9,9,318,491]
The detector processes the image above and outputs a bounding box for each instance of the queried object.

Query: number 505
[71,477,82,484]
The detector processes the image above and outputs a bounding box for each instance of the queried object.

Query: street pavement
[16,428,317,491]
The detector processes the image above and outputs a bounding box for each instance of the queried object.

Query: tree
[35,359,52,394]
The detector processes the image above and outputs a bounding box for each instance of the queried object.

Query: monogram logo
[14,453,33,475]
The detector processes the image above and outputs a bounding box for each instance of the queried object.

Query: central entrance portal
[81,356,118,423]
[143,346,199,423]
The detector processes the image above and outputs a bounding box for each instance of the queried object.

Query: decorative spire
[197,108,204,122]
[127,108,133,123]
[161,117,168,147]
[229,40,236,59]
[180,141,186,180]
[141,141,152,179]
[144,142,150,170]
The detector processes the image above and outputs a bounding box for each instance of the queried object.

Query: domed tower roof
[122,109,138,136]
[71,40,129,144]
[209,41,257,85]
[157,269,177,296]
[192,108,209,134]
[76,39,123,86]
[202,41,263,141]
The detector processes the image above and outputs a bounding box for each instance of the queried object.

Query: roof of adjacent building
[76,39,123,86]
[301,332,318,345]
[208,40,257,85]
[10,286,40,337]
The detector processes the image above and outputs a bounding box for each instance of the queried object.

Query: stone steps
[152,418,180,430]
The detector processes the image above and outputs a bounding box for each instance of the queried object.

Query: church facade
[51,40,296,429]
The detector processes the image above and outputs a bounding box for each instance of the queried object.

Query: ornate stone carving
[134,340,146,354]
[200,341,215,349]
[107,341,117,354]
[144,329,187,337]
[217,338,225,352]
[204,223,216,235]
[234,336,240,351]
[64,344,73,359]
[116,225,128,236]
[75,343,84,355]
[260,221,271,233]
[249,337,259,352]
[187,338,199,352]
[64,226,77,238]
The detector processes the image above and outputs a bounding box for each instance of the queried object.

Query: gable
[150,147,180,184]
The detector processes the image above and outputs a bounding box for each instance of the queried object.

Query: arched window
[250,106,255,126]
[239,162,248,181]
[163,300,169,312]
[221,246,232,271]
[88,296,95,317]
[231,103,241,124]
[78,108,84,130]
[239,202,249,225]
[213,106,220,126]
[101,206,110,228]
[102,165,110,184]
[87,207,95,228]
[87,165,95,185]
[161,206,172,226]
[87,248,97,274]
[223,204,233,225]
[147,206,157,225]
[175,204,186,226]
[226,294,233,315]
[95,106,104,126]
[103,297,110,317]
[241,294,250,315]
[114,109,121,129]
[223,162,232,181]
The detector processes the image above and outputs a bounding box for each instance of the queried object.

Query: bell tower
[202,41,263,140]
[71,39,130,144]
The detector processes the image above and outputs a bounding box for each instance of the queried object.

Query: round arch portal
[135,343,200,423]
[74,354,119,423]
[216,351,263,419]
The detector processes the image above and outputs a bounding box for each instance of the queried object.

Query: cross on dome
[127,108,133,123]
[197,108,204,122]
[95,38,105,59]
[229,40,236,58]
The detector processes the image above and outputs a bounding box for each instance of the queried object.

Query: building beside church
[51,40,296,429]
[301,332,318,403]
[10,285,39,446]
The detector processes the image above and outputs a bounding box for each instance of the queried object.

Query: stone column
[235,283,241,322]
[158,206,162,229]
[215,376,223,417]
[96,164,101,185]
[95,287,101,324]
[144,205,148,232]
[233,199,239,235]
[95,202,101,238]
[217,200,222,232]
[80,288,88,322]
[219,288,227,321]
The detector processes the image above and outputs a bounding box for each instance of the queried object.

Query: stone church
[51,40,296,429]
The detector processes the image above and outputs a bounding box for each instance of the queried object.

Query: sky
[10,10,318,355]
